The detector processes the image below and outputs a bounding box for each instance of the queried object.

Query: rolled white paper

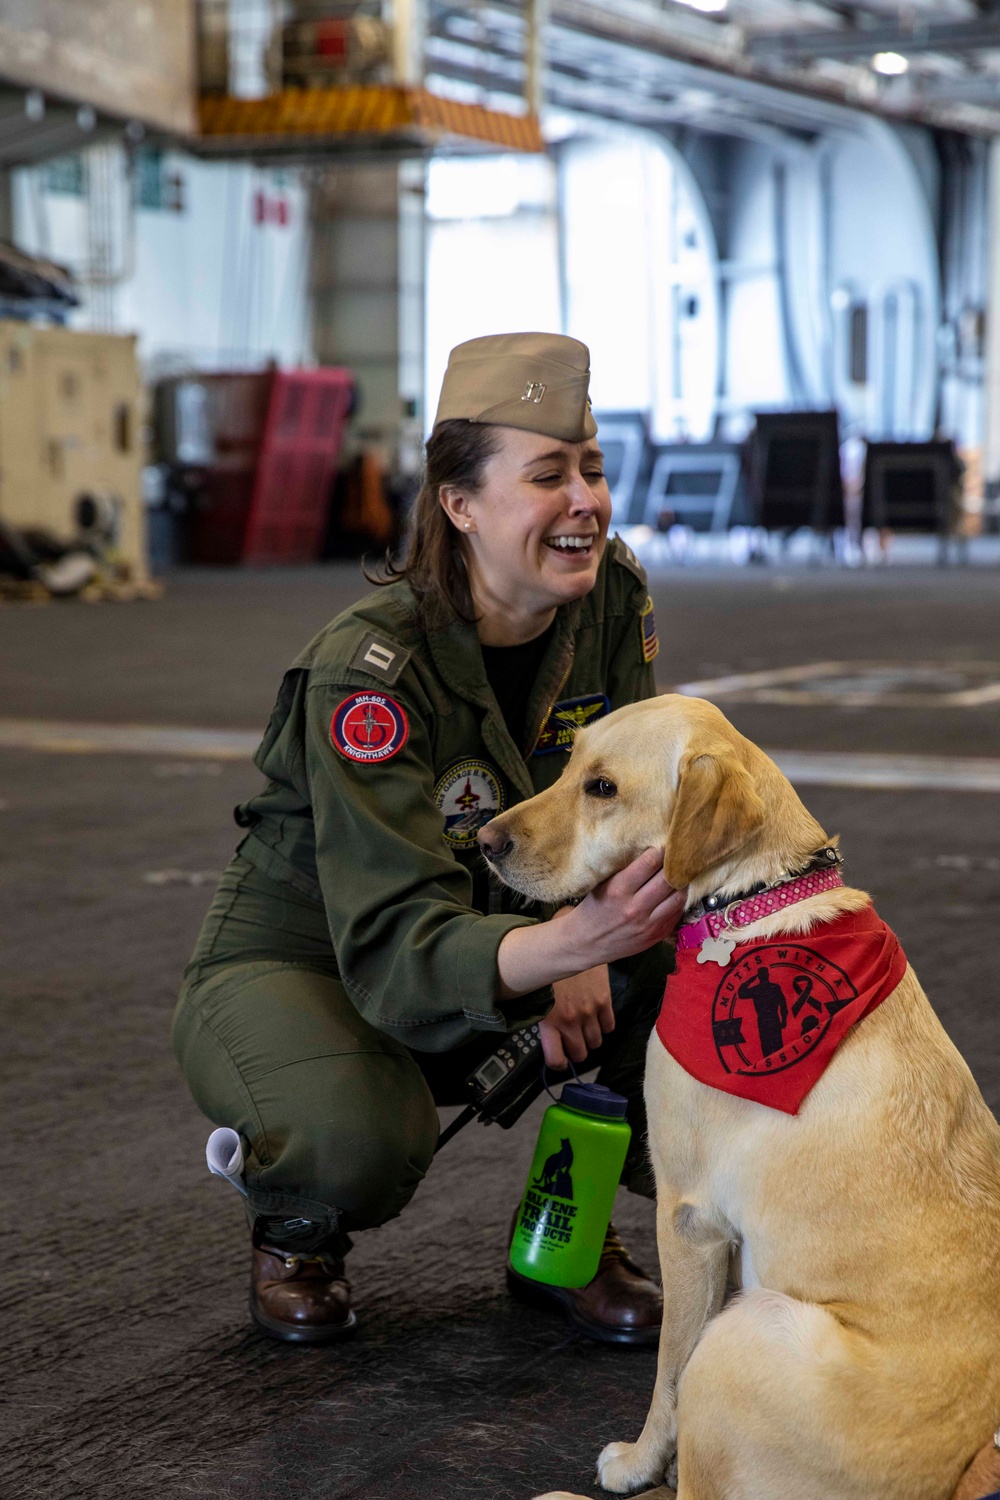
[205,1126,248,1196]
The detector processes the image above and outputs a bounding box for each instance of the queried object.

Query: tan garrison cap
[433,332,597,442]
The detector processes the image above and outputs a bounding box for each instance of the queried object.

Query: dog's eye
[585,777,618,799]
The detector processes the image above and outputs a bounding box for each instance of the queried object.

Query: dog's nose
[478,827,514,861]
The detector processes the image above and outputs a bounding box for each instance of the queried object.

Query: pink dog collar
[676,867,845,952]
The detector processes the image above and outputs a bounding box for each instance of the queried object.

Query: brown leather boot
[507,1221,662,1346]
[250,1244,357,1344]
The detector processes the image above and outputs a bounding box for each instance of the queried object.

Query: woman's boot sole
[249,1299,359,1344]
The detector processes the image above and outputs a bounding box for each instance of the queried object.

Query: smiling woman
[437,425,610,644]
[172,331,684,1353]
[380,333,612,640]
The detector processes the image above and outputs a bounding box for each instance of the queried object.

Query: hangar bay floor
[2,561,999,1500]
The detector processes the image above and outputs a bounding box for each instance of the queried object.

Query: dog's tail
[951,1435,1000,1500]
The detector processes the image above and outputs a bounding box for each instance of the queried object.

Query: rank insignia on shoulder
[331,692,409,763]
[434,759,505,848]
[349,631,410,686]
[641,594,659,663]
[612,533,647,584]
[534,693,610,756]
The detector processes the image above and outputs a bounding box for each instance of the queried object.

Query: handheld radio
[435,1023,562,1151]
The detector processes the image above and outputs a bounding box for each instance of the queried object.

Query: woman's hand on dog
[572,847,686,967]
[497,848,686,1012]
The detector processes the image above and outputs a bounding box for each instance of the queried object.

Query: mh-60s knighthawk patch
[534,693,610,756]
[331,692,409,763]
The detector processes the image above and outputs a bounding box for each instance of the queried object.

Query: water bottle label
[518,1135,579,1247]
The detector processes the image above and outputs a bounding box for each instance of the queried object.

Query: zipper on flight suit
[524,641,575,759]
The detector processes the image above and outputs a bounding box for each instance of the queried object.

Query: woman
[173,332,685,1347]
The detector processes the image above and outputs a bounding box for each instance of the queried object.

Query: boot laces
[597,1223,655,1282]
[598,1222,633,1272]
[280,1251,343,1274]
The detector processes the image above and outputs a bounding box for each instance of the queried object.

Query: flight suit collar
[425,600,582,799]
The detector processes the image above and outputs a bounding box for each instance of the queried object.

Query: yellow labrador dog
[480,694,1000,1500]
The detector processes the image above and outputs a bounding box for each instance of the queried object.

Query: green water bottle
[509,1081,632,1289]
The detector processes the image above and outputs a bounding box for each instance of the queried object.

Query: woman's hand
[568,847,687,968]
[541,964,614,1069]
[496,848,687,999]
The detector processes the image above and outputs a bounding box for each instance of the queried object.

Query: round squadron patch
[711,942,858,1078]
[331,692,409,763]
[434,759,504,847]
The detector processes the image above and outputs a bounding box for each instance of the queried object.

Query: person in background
[173,333,685,1347]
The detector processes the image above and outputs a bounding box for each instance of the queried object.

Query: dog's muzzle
[477,827,514,863]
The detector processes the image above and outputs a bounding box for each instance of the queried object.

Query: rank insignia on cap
[434,759,505,848]
[641,595,659,663]
[534,693,610,756]
[331,692,409,763]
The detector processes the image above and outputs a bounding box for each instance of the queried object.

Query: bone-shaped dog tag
[698,935,736,966]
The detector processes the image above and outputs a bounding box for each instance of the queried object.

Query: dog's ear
[664,746,765,889]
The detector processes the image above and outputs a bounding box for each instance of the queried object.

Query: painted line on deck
[767,751,1000,794]
[675,660,1000,708]
[1,717,999,792]
[0,719,260,759]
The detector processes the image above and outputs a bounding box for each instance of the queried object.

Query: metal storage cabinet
[0,323,147,580]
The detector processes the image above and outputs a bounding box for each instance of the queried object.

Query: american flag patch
[641,595,659,663]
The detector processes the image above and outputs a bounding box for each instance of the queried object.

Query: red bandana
[656,904,907,1114]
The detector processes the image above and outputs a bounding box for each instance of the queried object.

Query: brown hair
[369,419,501,623]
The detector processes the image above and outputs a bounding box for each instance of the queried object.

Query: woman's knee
[173,964,441,1230]
[248,1049,440,1230]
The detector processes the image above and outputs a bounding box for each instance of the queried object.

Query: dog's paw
[597,1441,660,1494]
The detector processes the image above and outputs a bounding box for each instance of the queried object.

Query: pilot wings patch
[534,693,611,755]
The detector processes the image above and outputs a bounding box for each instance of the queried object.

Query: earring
[464,522,472,530]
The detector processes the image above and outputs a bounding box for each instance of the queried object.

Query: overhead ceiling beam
[890,74,1000,105]
[551,2,863,129]
[426,27,831,140]
[749,16,1000,63]
[431,9,1000,139]
[424,0,1000,137]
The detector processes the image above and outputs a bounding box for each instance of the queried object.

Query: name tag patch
[331,692,409,763]
[534,693,610,755]
[434,759,504,847]
[641,595,659,663]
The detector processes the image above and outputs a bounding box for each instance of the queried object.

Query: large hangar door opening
[721,122,940,445]
[424,155,561,431]
[560,135,719,442]
[825,124,940,442]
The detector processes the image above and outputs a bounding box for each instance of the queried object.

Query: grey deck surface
[2,561,998,1500]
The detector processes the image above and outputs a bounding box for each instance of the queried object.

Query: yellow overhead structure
[197,86,544,156]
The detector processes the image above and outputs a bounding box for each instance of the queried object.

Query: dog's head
[479,694,821,904]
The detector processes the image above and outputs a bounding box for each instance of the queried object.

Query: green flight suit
[172,536,669,1253]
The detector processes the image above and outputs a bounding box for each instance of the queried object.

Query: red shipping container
[185,367,354,565]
